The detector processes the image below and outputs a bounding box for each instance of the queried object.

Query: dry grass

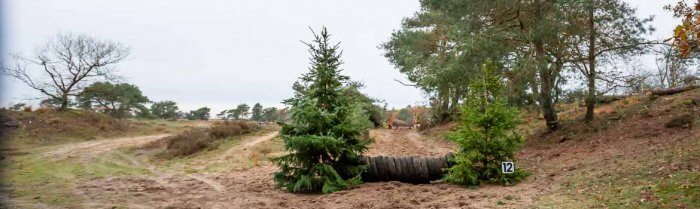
[250,145,274,166]
[35,107,51,114]
[5,109,131,145]
[164,128,215,157]
[524,89,700,208]
[209,120,262,139]
[158,120,263,157]
[665,113,696,128]
[3,109,206,148]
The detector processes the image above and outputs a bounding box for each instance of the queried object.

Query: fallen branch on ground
[647,85,699,97]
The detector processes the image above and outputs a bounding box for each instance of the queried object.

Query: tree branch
[394,79,418,87]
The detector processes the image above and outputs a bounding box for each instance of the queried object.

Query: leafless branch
[2,33,130,110]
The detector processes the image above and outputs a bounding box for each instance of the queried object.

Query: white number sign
[501,162,514,174]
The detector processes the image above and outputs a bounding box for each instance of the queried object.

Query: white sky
[0,0,682,113]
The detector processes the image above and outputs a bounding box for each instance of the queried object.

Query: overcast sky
[0,0,682,113]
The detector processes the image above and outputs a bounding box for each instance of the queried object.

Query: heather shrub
[164,128,214,157]
[209,120,262,139]
[162,121,263,157]
[665,113,695,128]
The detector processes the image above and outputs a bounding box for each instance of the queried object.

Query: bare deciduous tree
[655,45,696,88]
[2,33,130,110]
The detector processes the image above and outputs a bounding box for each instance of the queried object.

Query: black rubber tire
[386,156,397,179]
[393,157,403,180]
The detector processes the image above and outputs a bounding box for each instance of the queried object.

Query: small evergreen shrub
[444,61,528,186]
[273,27,372,194]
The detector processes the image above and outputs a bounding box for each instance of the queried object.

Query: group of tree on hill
[72,81,214,121]
[216,103,286,122]
[383,0,699,130]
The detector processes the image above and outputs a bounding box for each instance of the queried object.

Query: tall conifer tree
[445,61,527,186]
[273,27,372,194]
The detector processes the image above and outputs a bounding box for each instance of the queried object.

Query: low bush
[665,114,695,129]
[165,128,215,157]
[140,137,167,150]
[5,109,132,144]
[162,120,263,157]
[35,107,51,114]
[209,120,261,139]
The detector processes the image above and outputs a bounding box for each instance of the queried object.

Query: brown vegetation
[160,120,262,157]
[164,128,213,156]
[386,111,414,129]
[665,113,696,128]
[4,109,131,144]
[209,120,262,139]
[1,108,209,148]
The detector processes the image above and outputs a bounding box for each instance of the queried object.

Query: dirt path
[71,130,283,208]
[216,131,280,161]
[41,134,171,160]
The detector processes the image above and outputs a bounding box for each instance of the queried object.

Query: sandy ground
[6,118,699,209]
[365,129,455,157]
[41,134,172,160]
[15,129,547,209]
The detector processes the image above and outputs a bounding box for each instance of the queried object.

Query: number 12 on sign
[502,162,514,174]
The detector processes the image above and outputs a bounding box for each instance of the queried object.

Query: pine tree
[382,0,568,131]
[563,0,653,122]
[445,61,528,186]
[236,103,250,119]
[151,101,180,119]
[273,27,372,194]
[262,107,279,122]
[251,103,263,121]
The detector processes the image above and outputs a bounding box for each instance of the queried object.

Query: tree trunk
[584,4,596,122]
[529,69,541,110]
[648,85,699,96]
[59,93,69,111]
[437,86,451,123]
[534,0,559,131]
